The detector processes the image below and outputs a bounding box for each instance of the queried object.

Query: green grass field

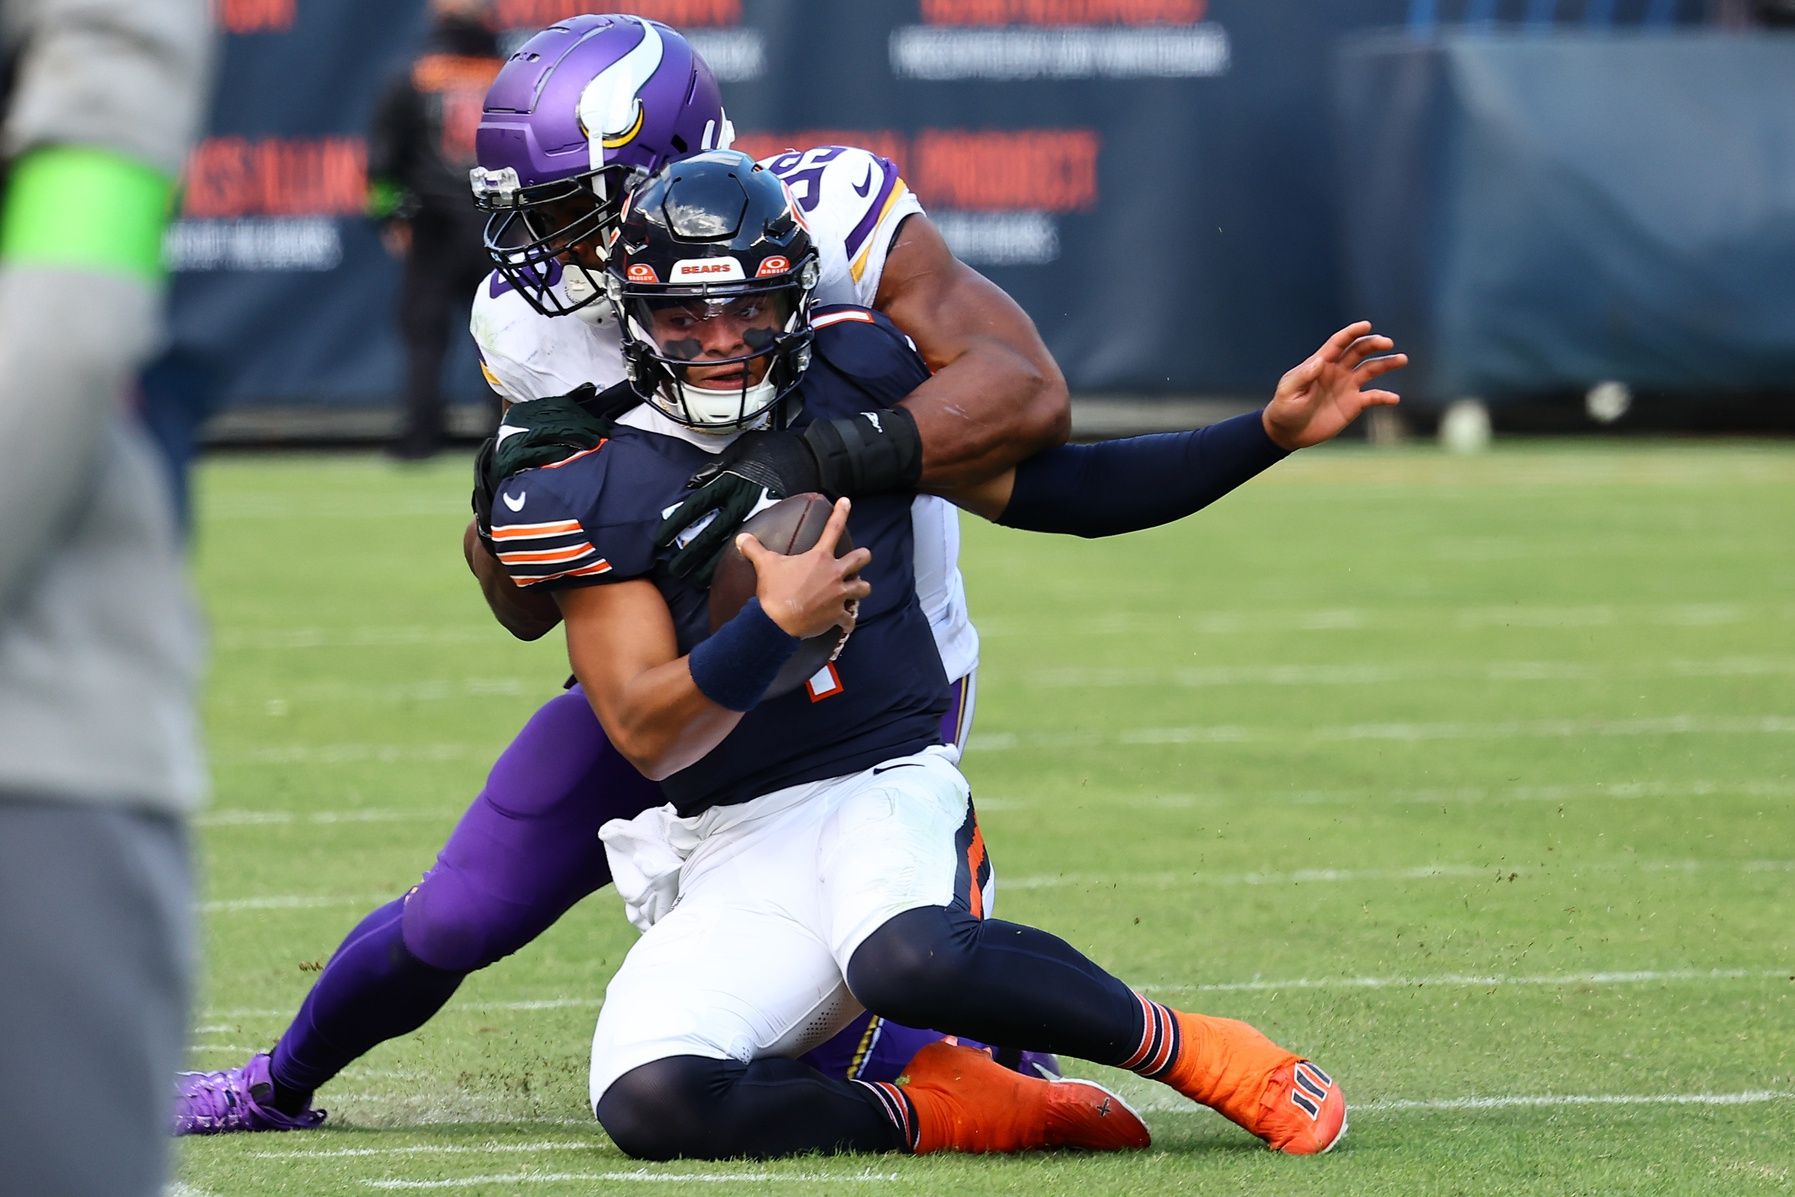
[174,439,1795,1196]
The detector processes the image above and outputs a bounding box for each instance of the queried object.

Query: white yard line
[364,1168,898,1189]
[1143,966,1792,995]
[218,713,1795,768]
[200,856,1794,916]
[1021,656,1795,689]
[251,1141,593,1160]
[974,713,1795,752]
[976,603,1795,638]
[223,602,1795,653]
[197,779,1795,829]
[216,744,489,767]
[200,894,390,913]
[197,808,436,828]
[1000,857,1795,889]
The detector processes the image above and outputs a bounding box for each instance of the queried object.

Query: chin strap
[799,405,924,496]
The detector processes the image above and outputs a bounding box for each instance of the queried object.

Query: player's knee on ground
[595,1056,735,1161]
[845,905,980,1026]
[399,872,520,974]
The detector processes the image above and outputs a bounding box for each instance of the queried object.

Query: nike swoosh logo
[502,491,526,512]
[496,423,528,445]
[853,165,876,197]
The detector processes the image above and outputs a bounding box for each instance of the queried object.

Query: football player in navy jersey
[484,150,1403,1160]
[175,15,1403,1141]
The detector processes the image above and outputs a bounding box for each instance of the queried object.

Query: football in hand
[707,493,856,698]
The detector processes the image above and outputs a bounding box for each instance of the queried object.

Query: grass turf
[176,439,1795,1195]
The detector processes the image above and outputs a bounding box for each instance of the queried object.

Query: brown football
[707,492,855,698]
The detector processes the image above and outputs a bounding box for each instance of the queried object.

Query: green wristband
[1,146,175,279]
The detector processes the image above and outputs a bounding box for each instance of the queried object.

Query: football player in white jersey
[174,13,1055,1136]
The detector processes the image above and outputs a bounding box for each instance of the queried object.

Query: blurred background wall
[166,0,1795,440]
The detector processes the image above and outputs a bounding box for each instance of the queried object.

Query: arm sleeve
[996,412,1290,539]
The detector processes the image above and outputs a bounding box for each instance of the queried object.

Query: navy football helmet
[605,150,819,431]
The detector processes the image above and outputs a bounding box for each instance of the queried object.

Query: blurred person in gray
[367,0,504,460]
[0,0,212,1193]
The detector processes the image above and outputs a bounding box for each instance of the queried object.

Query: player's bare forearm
[464,520,561,641]
[877,216,1070,490]
[555,582,743,780]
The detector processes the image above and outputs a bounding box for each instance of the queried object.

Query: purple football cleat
[172,1053,326,1135]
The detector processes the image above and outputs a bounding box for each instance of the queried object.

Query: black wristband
[799,406,923,497]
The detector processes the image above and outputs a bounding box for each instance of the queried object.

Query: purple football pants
[267,677,978,1098]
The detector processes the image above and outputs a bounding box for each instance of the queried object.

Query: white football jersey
[468,146,977,683]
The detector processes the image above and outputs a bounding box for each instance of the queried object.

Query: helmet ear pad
[606,151,821,432]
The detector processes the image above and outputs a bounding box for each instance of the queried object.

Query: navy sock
[598,1055,907,1159]
[267,897,465,1106]
[846,905,1145,1066]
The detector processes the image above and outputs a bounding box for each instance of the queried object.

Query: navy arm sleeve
[996,411,1289,539]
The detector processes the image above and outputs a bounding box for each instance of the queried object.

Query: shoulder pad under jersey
[486,441,652,590]
[758,146,924,308]
[807,305,931,411]
[470,270,629,404]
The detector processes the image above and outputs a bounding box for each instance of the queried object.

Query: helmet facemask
[473,161,645,318]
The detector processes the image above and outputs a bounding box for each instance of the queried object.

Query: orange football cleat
[897,1040,1151,1155]
[1154,1010,1347,1154]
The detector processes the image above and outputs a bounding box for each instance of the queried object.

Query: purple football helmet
[470,14,733,318]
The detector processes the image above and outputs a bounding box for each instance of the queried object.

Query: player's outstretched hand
[1262,321,1408,451]
[656,430,825,584]
[737,497,872,640]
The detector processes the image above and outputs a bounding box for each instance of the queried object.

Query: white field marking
[166,1185,220,1197]
[196,807,436,828]
[205,496,471,521]
[200,857,1795,919]
[1137,1089,1795,1117]
[221,678,541,705]
[193,779,1795,830]
[972,713,1795,752]
[979,778,1795,811]
[201,997,598,1020]
[200,893,390,913]
[976,602,1795,638]
[1000,858,1795,890]
[365,1169,898,1190]
[227,602,1795,651]
[228,714,1795,767]
[249,1140,592,1161]
[213,627,505,652]
[185,1043,263,1054]
[1020,656,1795,690]
[1141,966,1793,996]
[217,744,489,767]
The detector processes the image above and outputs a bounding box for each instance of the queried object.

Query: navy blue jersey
[488,306,949,815]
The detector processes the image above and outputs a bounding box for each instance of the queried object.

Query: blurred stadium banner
[169,0,1776,429]
[1335,30,1795,404]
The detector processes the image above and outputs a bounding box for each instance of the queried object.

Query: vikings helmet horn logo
[576,18,664,159]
